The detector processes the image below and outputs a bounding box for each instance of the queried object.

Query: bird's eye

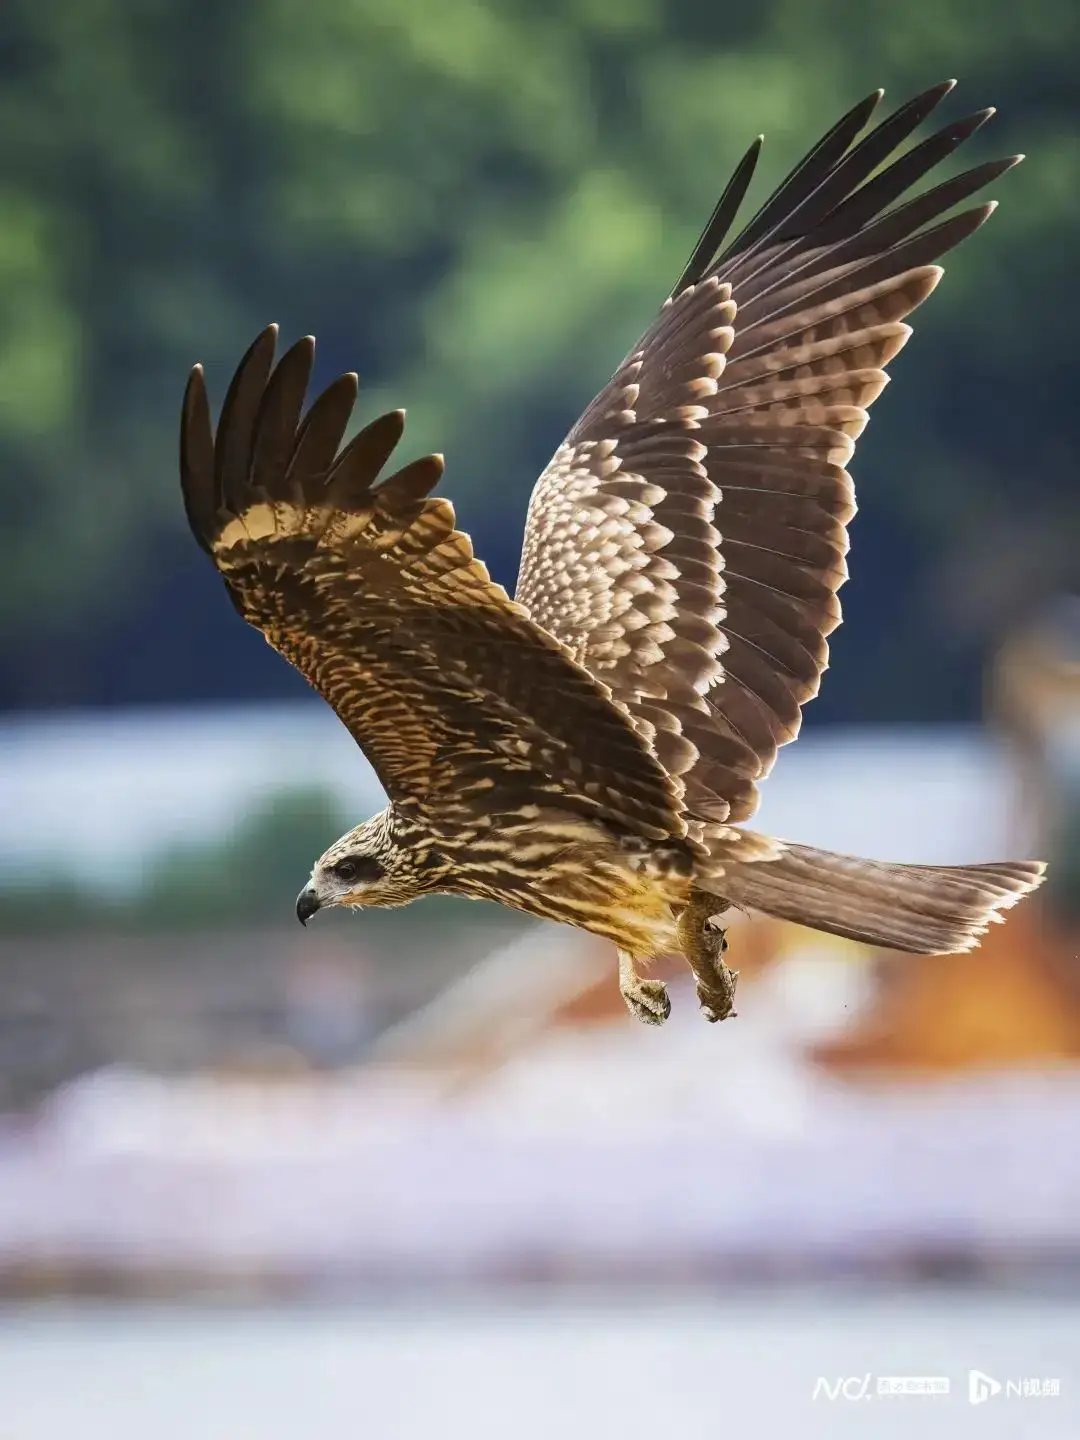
[331,856,383,884]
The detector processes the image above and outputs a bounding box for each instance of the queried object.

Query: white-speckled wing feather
[515,82,1019,823]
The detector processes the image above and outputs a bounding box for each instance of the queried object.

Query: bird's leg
[618,949,671,1026]
[677,891,738,1023]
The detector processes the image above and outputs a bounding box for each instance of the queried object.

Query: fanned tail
[719,836,1046,954]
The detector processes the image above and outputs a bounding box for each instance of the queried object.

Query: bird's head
[295,810,421,923]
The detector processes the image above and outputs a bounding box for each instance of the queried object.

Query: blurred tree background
[0,787,352,932]
[0,0,1076,719]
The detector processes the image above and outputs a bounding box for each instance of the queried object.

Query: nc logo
[812,1375,872,1402]
[969,1370,1002,1405]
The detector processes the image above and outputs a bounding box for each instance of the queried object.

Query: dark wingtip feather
[287,371,360,494]
[675,83,998,307]
[323,407,410,509]
[334,407,407,478]
[281,334,317,379]
[763,83,964,247]
[237,323,280,375]
[844,86,886,124]
[375,453,446,510]
[684,81,1019,326]
[214,325,278,512]
[252,335,317,500]
[964,105,996,131]
[179,362,217,553]
[718,87,886,263]
[893,79,952,116]
[808,105,1004,248]
[671,136,763,297]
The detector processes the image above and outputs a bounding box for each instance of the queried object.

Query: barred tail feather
[720,839,1046,954]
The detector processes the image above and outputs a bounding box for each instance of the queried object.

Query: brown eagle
[181,82,1045,1026]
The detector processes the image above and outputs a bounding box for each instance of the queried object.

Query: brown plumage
[181,82,1045,1027]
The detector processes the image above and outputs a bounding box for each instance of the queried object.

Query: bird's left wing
[516,82,1018,826]
[180,326,685,843]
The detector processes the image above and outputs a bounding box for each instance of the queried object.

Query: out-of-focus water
[0,1289,1075,1439]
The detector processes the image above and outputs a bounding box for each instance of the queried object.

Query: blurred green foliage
[137,787,351,928]
[0,786,351,932]
[0,0,1077,705]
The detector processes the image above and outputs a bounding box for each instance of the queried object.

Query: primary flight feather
[181,81,1044,1026]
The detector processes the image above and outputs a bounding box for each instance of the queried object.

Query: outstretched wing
[516,81,1019,824]
[180,327,686,842]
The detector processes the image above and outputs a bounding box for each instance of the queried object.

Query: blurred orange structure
[814,900,1080,1073]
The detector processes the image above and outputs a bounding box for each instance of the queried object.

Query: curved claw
[622,977,671,1026]
[697,967,739,1023]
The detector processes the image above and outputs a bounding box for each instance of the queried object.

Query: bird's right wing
[180,327,686,843]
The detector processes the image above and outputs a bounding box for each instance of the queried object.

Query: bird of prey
[181,81,1045,1026]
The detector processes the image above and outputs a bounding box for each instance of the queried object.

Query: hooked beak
[295,885,321,927]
